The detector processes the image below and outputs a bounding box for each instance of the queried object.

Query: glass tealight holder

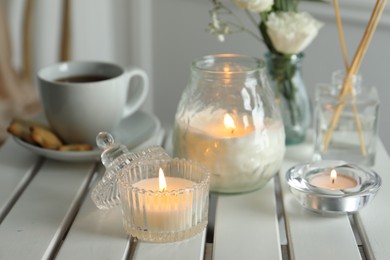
[313,70,379,166]
[118,158,210,243]
[173,54,285,193]
[286,160,381,215]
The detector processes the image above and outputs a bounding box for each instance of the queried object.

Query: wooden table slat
[0,138,40,222]
[354,141,390,260]
[280,143,362,260]
[55,166,130,260]
[136,230,206,260]
[0,159,96,259]
[212,181,282,260]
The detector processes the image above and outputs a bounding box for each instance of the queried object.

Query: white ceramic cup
[37,61,149,145]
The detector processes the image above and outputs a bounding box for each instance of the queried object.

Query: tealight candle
[309,169,357,190]
[131,169,195,231]
[118,158,210,242]
[286,160,381,215]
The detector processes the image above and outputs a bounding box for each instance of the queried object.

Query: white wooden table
[0,128,389,260]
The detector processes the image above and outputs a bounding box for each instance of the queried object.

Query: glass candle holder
[91,132,170,210]
[313,70,379,166]
[173,54,285,193]
[286,160,381,215]
[118,158,210,243]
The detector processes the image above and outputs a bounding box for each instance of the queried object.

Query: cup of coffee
[37,61,149,145]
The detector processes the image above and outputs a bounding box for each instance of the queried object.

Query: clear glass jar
[173,54,285,193]
[313,71,379,166]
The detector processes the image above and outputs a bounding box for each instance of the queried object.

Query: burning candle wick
[224,113,236,135]
[330,169,337,185]
[159,168,167,192]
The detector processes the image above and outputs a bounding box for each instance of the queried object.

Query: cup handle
[123,68,149,118]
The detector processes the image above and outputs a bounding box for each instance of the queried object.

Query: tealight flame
[159,168,167,192]
[330,169,337,184]
[224,113,236,133]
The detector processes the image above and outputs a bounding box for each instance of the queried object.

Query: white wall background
[3,0,390,152]
[3,0,153,111]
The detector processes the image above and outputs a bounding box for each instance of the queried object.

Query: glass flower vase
[173,54,285,193]
[265,52,311,145]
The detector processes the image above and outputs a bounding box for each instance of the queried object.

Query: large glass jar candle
[173,54,285,193]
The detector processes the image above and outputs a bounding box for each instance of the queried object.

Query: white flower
[234,0,274,13]
[208,10,231,42]
[266,12,323,55]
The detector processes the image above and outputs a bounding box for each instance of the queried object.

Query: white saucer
[13,110,161,162]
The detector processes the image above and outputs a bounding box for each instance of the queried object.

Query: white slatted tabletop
[0,130,389,260]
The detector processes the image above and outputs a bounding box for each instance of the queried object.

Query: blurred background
[2,0,389,151]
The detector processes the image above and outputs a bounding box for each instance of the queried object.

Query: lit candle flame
[159,168,167,192]
[330,169,337,184]
[224,113,236,134]
[223,65,231,85]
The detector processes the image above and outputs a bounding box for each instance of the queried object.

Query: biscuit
[15,117,51,130]
[59,144,93,151]
[7,117,94,152]
[7,118,35,144]
[30,126,63,150]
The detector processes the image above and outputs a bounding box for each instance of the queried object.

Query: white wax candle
[173,109,285,192]
[132,177,195,231]
[310,171,357,190]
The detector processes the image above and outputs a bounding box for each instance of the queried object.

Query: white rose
[234,0,274,13]
[266,12,323,55]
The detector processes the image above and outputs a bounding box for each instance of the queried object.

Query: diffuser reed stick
[333,0,349,70]
[325,0,366,156]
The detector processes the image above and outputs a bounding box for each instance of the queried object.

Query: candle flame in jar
[224,114,236,133]
[223,64,232,85]
[159,168,167,192]
[330,169,337,184]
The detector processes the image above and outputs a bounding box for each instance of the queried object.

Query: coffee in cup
[37,61,149,146]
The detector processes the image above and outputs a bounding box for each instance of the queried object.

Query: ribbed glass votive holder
[118,158,210,243]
